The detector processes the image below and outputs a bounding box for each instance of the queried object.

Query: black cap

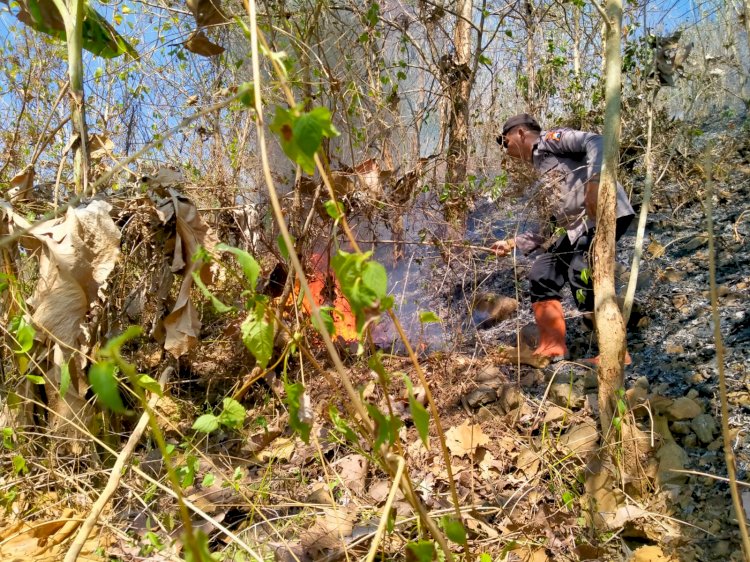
[496,113,541,145]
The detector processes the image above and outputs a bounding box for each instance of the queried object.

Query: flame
[299,253,359,342]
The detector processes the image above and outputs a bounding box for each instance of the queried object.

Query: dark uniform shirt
[515,128,634,253]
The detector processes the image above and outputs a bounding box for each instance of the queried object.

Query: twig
[704,147,750,561]
[365,455,405,562]
[63,367,174,562]
[623,88,658,324]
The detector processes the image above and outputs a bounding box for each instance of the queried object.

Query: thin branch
[63,367,174,562]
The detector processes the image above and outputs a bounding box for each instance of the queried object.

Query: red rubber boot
[532,300,568,359]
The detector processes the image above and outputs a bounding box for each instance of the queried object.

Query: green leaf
[406,541,434,562]
[25,374,44,385]
[2,427,14,450]
[316,306,335,337]
[184,530,218,562]
[329,405,358,444]
[202,473,216,487]
[137,374,163,396]
[217,244,260,290]
[403,376,430,449]
[284,379,312,443]
[241,302,274,369]
[293,111,325,157]
[361,260,387,300]
[11,0,137,59]
[89,361,126,413]
[323,199,344,220]
[12,454,28,475]
[441,516,467,544]
[238,82,256,108]
[60,361,71,397]
[418,310,440,324]
[479,554,492,562]
[562,490,575,508]
[218,397,246,429]
[580,267,590,285]
[12,317,34,354]
[366,403,401,449]
[103,326,142,355]
[193,414,220,433]
[192,271,233,313]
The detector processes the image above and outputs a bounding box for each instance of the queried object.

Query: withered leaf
[184,29,224,57]
[445,419,489,458]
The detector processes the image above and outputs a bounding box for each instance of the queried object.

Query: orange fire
[300,253,359,342]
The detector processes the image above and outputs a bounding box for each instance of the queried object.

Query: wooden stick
[63,367,173,562]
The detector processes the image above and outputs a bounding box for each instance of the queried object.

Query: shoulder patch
[545,130,563,142]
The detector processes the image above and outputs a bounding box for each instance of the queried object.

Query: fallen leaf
[445,419,489,457]
[333,454,368,496]
[299,506,355,557]
[647,238,665,258]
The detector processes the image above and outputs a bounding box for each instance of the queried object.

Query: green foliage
[192,398,247,434]
[406,541,435,562]
[366,403,401,449]
[217,244,261,291]
[89,361,127,413]
[324,199,345,220]
[184,530,218,562]
[192,270,233,313]
[284,378,312,443]
[418,310,440,324]
[277,234,294,261]
[440,516,467,544]
[331,250,392,333]
[2,428,15,450]
[241,299,274,369]
[270,105,340,174]
[24,374,44,384]
[10,0,137,59]
[59,361,71,397]
[329,405,359,444]
[9,315,34,354]
[403,375,429,449]
[12,454,28,475]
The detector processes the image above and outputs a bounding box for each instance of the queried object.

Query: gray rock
[691,413,717,444]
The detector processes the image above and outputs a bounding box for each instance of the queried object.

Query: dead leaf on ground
[0,515,111,561]
[299,506,355,558]
[633,544,673,562]
[445,419,490,457]
[142,167,186,189]
[648,238,666,258]
[184,29,225,57]
[332,454,368,496]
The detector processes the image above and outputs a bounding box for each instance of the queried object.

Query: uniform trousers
[528,215,634,313]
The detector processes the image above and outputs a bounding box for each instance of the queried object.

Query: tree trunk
[525,0,537,112]
[65,0,89,195]
[593,0,626,439]
[444,0,473,224]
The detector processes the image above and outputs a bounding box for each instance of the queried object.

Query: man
[492,114,635,362]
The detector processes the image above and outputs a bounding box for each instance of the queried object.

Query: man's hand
[491,239,515,257]
[584,180,599,220]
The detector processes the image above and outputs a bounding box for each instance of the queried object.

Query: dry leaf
[445,419,489,457]
[8,166,35,201]
[186,0,227,27]
[257,436,295,462]
[647,238,665,258]
[159,189,219,357]
[299,506,355,557]
[185,29,225,57]
[333,454,368,496]
[143,167,185,189]
[1,200,120,450]
[88,133,114,159]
